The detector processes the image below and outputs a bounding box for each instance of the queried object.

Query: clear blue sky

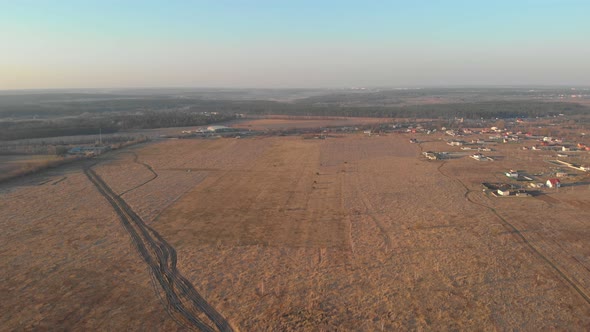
[1,0,589,89]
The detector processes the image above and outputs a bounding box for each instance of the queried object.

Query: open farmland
[2,130,590,330]
[0,155,63,181]
[233,116,388,131]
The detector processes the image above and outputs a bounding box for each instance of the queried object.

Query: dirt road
[84,166,232,332]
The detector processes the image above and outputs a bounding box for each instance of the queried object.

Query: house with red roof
[546,178,561,188]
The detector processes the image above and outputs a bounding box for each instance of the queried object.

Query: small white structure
[497,189,511,196]
[505,170,519,178]
[448,140,464,146]
[445,130,457,136]
[471,153,483,160]
[422,151,440,160]
[471,153,493,161]
[207,125,231,132]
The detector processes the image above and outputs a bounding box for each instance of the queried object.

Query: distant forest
[1,89,589,140]
[246,101,589,119]
[0,111,233,141]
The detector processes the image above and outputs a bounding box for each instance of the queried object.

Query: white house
[505,170,519,178]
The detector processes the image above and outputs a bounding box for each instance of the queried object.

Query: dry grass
[1,132,590,330]
[0,171,179,330]
[233,116,389,131]
[0,155,73,183]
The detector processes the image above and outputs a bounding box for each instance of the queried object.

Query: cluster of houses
[67,146,110,156]
[181,125,239,135]
[414,120,588,197]
[447,138,493,151]
[401,124,437,135]
[483,173,562,198]
[525,137,590,152]
[447,140,464,146]
[461,146,492,152]
[505,170,533,181]
[444,128,475,137]
[482,182,530,197]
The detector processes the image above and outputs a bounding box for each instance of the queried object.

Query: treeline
[246,101,590,119]
[0,97,201,118]
[2,92,588,141]
[113,110,233,129]
[0,97,274,118]
[5,93,587,120]
[0,111,234,141]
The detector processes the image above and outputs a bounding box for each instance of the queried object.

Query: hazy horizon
[2,84,590,94]
[2,0,589,90]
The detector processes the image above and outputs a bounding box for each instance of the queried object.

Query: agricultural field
[233,116,388,131]
[0,154,64,181]
[1,127,590,330]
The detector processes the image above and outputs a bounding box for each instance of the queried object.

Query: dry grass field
[0,155,64,181]
[233,116,388,131]
[2,129,590,330]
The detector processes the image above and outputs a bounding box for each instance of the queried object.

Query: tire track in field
[119,152,158,196]
[349,168,393,250]
[435,161,590,306]
[85,166,233,331]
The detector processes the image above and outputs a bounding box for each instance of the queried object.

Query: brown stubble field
[232,116,389,131]
[1,128,590,330]
[0,160,179,330]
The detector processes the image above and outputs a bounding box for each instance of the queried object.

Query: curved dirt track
[119,152,158,196]
[435,161,590,306]
[84,166,233,332]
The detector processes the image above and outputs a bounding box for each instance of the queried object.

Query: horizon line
[2,84,590,93]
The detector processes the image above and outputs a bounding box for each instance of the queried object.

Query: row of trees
[245,101,589,119]
[3,97,588,141]
[0,111,235,141]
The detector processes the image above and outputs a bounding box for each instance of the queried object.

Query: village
[174,116,590,203]
[413,117,589,199]
[58,117,590,200]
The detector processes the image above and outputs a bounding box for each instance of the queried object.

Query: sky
[1,0,589,89]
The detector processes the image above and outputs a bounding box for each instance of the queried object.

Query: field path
[435,161,590,306]
[119,152,158,196]
[84,166,233,332]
